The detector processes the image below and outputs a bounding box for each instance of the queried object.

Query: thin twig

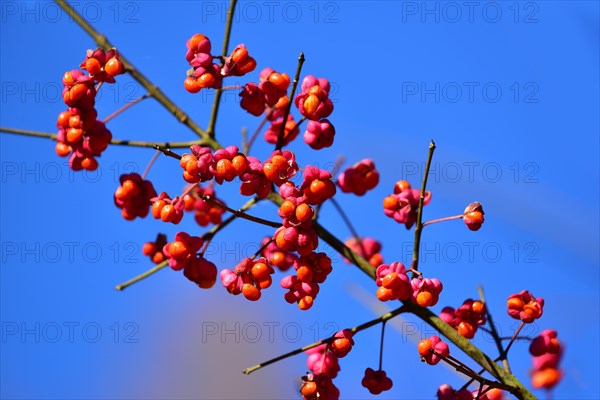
[411,140,436,278]
[1,126,208,149]
[243,305,407,375]
[206,0,238,138]
[275,53,304,150]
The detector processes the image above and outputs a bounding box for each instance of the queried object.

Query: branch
[411,139,436,277]
[54,0,220,150]
[206,0,238,138]
[0,126,206,149]
[276,52,305,150]
[243,305,408,375]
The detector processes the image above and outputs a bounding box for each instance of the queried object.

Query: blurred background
[1,1,598,399]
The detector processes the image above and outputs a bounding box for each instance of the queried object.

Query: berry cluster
[418,335,450,365]
[437,384,504,400]
[530,329,563,390]
[383,180,432,228]
[344,237,383,267]
[259,237,297,272]
[281,252,333,310]
[56,48,125,170]
[361,368,393,395]
[184,34,256,93]
[264,113,300,147]
[411,276,444,307]
[440,299,487,339]
[180,145,248,184]
[151,192,185,224]
[220,257,274,301]
[182,185,226,227]
[240,68,290,116]
[507,290,544,323]
[142,234,168,264]
[114,173,158,220]
[375,262,412,302]
[337,159,380,196]
[163,232,217,288]
[300,332,354,400]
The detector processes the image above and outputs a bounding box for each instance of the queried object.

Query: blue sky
[1,1,599,399]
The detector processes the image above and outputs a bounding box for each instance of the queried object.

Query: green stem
[411,140,436,278]
[206,0,238,138]
[0,126,207,149]
[54,0,219,149]
[243,305,407,375]
[115,261,167,291]
[275,52,305,150]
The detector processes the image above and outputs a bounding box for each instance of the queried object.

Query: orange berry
[300,381,318,397]
[183,194,195,211]
[269,72,290,90]
[295,203,313,222]
[198,73,216,88]
[271,251,285,267]
[308,85,325,97]
[69,83,87,101]
[457,321,475,339]
[121,179,140,197]
[275,230,290,251]
[105,57,124,76]
[188,33,208,50]
[57,111,71,127]
[394,180,411,193]
[152,200,166,219]
[418,339,433,356]
[296,265,313,282]
[168,241,191,260]
[251,262,270,280]
[184,77,201,93]
[62,71,76,87]
[381,272,400,289]
[278,200,295,217]
[160,204,177,222]
[55,142,71,157]
[416,291,434,307]
[242,283,261,301]
[532,368,561,389]
[298,295,313,310]
[180,153,196,168]
[465,210,484,224]
[376,286,393,302]
[183,170,200,183]
[151,252,166,264]
[257,276,272,289]
[231,155,247,175]
[303,94,320,116]
[81,157,98,171]
[507,297,524,310]
[66,128,83,144]
[472,300,485,314]
[216,159,235,181]
[85,58,102,76]
[383,195,399,210]
[331,338,352,355]
[68,115,81,128]
[121,208,136,221]
[142,242,156,256]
